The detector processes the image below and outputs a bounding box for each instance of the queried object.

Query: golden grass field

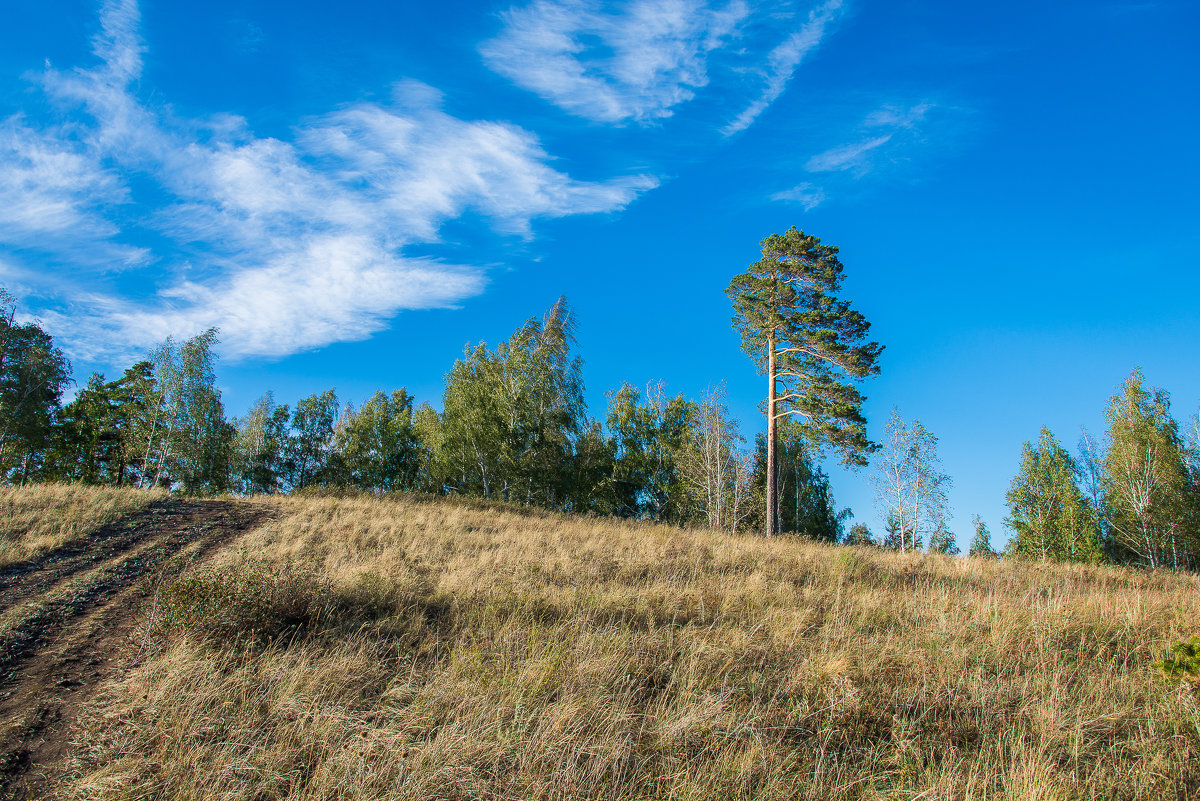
[41,491,1200,800]
[0,483,165,569]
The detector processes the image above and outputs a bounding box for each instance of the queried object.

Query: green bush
[1155,636,1200,689]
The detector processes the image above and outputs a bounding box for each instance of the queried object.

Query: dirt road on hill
[0,499,270,800]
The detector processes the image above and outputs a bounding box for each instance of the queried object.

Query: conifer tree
[726,228,882,536]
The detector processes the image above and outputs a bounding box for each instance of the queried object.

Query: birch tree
[1102,370,1189,568]
[679,383,754,532]
[871,409,950,553]
[1006,427,1101,563]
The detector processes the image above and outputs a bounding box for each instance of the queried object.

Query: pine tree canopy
[726,227,882,467]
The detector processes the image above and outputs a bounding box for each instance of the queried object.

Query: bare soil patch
[0,499,269,800]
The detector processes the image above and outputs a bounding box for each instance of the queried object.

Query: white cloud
[481,0,748,124]
[0,3,656,362]
[721,0,843,136]
[803,102,933,176]
[770,182,826,210]
[804,134,892,173]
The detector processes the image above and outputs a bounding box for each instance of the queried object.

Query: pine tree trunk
[766,335,777,537]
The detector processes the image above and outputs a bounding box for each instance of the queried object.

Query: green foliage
[440,297,587,506]
[928,522,959,555]
[872,409,950,554]
[1155,636,1200,689]
[843,522,875,547]
[289,388,339,490]
[144,329,232,494]
[231,392,292,494]
[750,422,845,541]
[968,515,998,559]
[334,389,420,494]
[677,383,755,532]
[1102,369,1194,568]
[605,381,693,522]
[0,288,72,482]
[725,227,882,467]
[1006,427,1103,563]
[881,512,918,552]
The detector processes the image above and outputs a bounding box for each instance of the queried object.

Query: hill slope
[23,491,1200,799]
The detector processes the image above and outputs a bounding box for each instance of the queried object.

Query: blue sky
[2,0,1198,545]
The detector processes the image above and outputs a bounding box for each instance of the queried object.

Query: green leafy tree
[605,381,693,522]
[1102,369,1192,568]
[751,421,846,541]
[726,227,882,535]
[231,392,292,494]
[928,522,959,555]
[289,389,339,490]
[335,389,420,494]
[678,384,755,532]
[881,511,917,551]
[968,515,998,559]
[412,402,445,494]
[441,299,586,507]
[563,419,619,515]
[49,373,120,483]
[844,522,875,547]
[0,289,71,483]
[144,329,231,494]
[1006,427,1102,563]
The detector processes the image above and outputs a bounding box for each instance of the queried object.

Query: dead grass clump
[0,483,164,568]
[56,493,1200,800]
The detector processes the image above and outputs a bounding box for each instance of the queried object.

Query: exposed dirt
[0,499,271,800]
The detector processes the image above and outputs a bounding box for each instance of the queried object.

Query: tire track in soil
[0,501,200,616]
[0,499,272,800]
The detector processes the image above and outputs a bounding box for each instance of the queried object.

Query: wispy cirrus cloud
[481,0,845,133]
[721,0,844,136]
[0,0,656,361]
[805,102,932,175]
[770,182,826,210]
[772,102,942,209]
[481,0,748,124]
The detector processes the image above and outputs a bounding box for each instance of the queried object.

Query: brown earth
[0,499,270,800]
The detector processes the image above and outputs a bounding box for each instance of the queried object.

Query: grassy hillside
[57,492,1200,800]
[0,483,165,569]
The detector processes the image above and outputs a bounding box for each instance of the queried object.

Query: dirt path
[0,499,271,800]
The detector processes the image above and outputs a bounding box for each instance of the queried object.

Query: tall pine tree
[727,228,881,535]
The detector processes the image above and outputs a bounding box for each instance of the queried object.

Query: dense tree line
[1,288,842,538]
[8,228,1199,569]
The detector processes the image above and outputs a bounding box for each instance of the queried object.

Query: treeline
[0,292,844,539]
[1005,369,1200,569]
[7,283,1199,568]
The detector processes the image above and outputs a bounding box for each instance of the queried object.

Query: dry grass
[58,492,1200,800]
[0,483,165,569]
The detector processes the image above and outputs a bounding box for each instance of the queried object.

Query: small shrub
[1155,636,1200,690]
